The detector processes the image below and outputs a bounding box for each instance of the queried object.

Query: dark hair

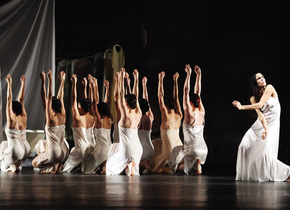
[190,93,200,108]
[12,101,22,116]
[164,97,176,110]
[52,96,62,113]
[139,98,149,113]
[80,98,91,113]
[125,94,137,109]
[97,102,110,117]
[249,73,262,103]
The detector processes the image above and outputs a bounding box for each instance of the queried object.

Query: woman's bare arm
[233,85,275,110]
[173,72,182,117]
[194,65,205,113]
[6,75,14,128]
[250,97,268,139]
[19,75,27,116]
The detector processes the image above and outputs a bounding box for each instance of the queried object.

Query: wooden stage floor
[1,168,290,209]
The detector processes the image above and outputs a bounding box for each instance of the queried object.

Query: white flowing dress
[106,123,143,175]
[138,129,154,161]
[62,126,94,172]
[34,125,69,173]
[149,128,183,172]
[236,97,290,181]
[0,128,31,172]
[168,121,208,174]
[82,127,112,174]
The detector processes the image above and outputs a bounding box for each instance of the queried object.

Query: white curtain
[0,0,55,142]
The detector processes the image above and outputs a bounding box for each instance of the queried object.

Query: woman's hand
[232,101,243,110]
[262,129,268,140]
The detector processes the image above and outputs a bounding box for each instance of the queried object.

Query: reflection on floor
[0,167,290,209]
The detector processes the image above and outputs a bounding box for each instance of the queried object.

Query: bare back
[139,114,153,131]
[160,111,182,130]
[73,113,94,129]
[120,110,142,130]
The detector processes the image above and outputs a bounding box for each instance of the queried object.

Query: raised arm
[194,65,205,113]
[125,72,131,95]
[71,74,80,125]
[118,68,127,116]
[233,85,275,110]
[82,77,88,99]
[158,71,166,112]
[40,71,47,111]
[142,77,154,120]
[46,70,54,125]
[56,71,66,118]
[114,72,121,122]
[104,80,110,104]
[132,69,139,97]
[19,75,27,116]
[173,72,182,117]
[6,75,14,128]
[183,65,192,112]
[132,69,142,115]
[91,79,102,128]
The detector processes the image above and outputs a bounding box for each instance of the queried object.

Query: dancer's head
[164,97,176,110]
[125,94,137,109]
[189,93,200,109]
[97,102,110,118]
[79,98,91,113]
[139,98,149,114]
[12,101,22,116]
[250,73,267,102]
[52,96,62,113]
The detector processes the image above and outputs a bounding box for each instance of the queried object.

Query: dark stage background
[19,1,290,168]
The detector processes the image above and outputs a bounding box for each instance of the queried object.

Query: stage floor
[1,168,290,209]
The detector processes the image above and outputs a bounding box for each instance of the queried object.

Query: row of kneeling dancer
[0,64,207,175]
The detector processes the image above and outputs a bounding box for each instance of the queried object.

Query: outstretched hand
[133,69,139,79]
[173,72,179,81]
[104,80,109,88]
[47,70,52,80]
[40,71,46,81]
[71,74,77,84]
[185,64,192,74]
[6,74,12,84]
[194,65,201,76]
[159,71,165,80]
[142,77,147,85]
[20,75,26,84]
[232,101,243,110]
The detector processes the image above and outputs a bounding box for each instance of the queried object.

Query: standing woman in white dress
[233,73,290,182]
[168,65,208,175]
[0,75,31,172]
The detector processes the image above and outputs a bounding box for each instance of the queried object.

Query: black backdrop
[52,1,290,168]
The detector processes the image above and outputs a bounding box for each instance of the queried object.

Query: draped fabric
[0,0,55,143]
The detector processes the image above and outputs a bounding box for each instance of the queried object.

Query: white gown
[149,128,183,172]
[82,127,112,174]
[107,123,120,162]
[236,97,290,181]
[106,123,143,175]
[168,121,208,174]
[62,126,94,172]
[138,129,154,161]
[0,128,31,172]
[34,125,69,173]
